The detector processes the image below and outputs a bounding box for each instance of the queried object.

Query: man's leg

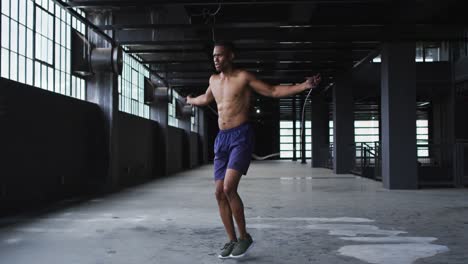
[215,179,237,242]
[223,168,248,239]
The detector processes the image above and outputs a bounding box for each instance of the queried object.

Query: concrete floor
[0,160,467,264]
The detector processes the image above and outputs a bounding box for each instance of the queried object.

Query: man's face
[213,45,233,72]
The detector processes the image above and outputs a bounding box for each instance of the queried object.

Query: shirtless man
[186,41,321,259]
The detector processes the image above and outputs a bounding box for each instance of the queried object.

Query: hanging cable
[299,81,331,157]
[189,0,222,21]
[299,87,314,152]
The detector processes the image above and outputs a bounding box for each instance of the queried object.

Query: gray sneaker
[230,234,254,258]
[218,240,237,259]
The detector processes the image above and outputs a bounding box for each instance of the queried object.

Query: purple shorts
[214,122,254,181]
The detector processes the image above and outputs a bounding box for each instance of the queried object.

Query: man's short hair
[214,41,235,53]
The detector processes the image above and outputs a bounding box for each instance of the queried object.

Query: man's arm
[247,72,321,98]
[186,76,215,106]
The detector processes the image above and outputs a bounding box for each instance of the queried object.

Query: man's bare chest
[212,80,248,101]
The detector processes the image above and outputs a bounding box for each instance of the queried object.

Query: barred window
[118,52,150,118]
[1,0,86,99]
[168,89,180,128]
[279,120,312,159]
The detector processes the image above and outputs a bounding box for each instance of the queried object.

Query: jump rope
[204,85,315,161]
[188,2,320,160]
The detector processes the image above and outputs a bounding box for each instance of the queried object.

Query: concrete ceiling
[61,0,466,119]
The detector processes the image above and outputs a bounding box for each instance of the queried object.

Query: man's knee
[223,185,237,200]
[215,189,226,201]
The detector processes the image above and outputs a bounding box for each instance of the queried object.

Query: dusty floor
[0,160,467,264]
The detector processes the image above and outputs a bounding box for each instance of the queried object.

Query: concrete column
[311,95,329,168]
[300,93,307,164]
[292,95,297,161]
[179,115,191,132]
[381,42,417,189]
[86,12,120,191]
[198,108,209,164]
[149,91,168,126]
[431,95,454,168]
[179,111,192,169]
[147,84,169,177]
[333,72,354,174]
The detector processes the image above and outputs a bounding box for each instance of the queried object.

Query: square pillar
[333,72,354,174]
[86,12,120,191]
[381,42,417,189]
[311,95,329,168]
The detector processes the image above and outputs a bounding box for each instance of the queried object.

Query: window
[354,120,379,158]
[35,5,54,66]
[118,52,150,118]
[354,120,379,144]
[329,118,429,158]
[424,47,439,62]
[279,120,311,159]
[168,89,180,127]
[191,107,199,133]
[372,42,445,63]
[0,0,86,99]
[416,119,429,157]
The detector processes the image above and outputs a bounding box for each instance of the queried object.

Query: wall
[0,78,208,213]
[189,132,199,168]
[118,112,158,186]
[0,78,106,212]
[455,56,468,83]
[166,126,185,175]
[252,99,280,158]
[118,113,205,185]
[454,59,468,140]
[353,62,452,98]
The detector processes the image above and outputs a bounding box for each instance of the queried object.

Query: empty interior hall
[0,0,467,264]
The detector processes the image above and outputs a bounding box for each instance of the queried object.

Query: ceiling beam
[99,23,388,31]
[121,40,379,46]
[67,0,387,9]
[142,58,354,64]
[126,47,374,54]
[116,26,466,45]
[100,22,467,31]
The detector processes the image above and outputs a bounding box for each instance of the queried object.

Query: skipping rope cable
[205,85,315,161]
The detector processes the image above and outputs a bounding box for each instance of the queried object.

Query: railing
[374,143,382,180]
[417,144,455,186]
[325,141,467,188]
[374,142,465,187]
[351,142,380,179]
[326,144,334,169]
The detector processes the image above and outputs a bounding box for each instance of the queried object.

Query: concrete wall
[455,57,468,83]
[0,78,107,212]
[189,132,199,169]
[166,126,185,175]
[252,99,280,159]
[353,62,452,98]
[115,113,206,184]
[0,78,206,213]
[118,112,158,186]
[454,60,468,140]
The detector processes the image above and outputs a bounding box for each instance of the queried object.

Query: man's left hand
[304,74,321,90]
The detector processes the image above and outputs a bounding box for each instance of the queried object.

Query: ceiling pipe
[53,0,171,89]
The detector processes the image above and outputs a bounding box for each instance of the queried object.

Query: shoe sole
[229,241,255,259]
[218,254,231,259]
